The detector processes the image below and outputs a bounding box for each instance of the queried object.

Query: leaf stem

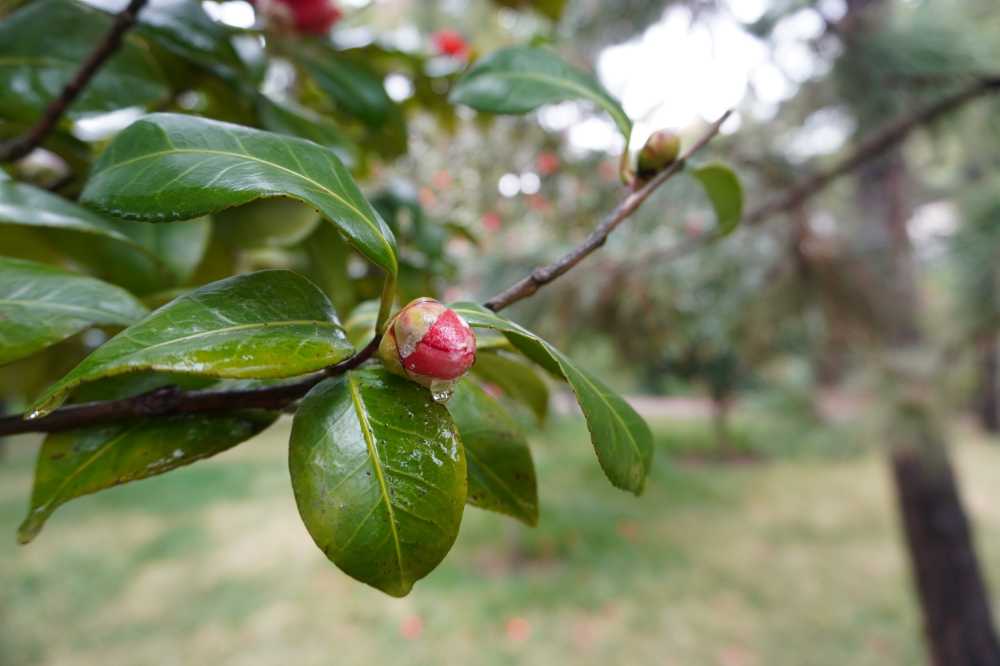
[375,273,397,334]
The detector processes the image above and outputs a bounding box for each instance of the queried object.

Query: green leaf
[491,0,567,20]
[84,0,242,73]
[289,367,466,597]
[450,46,631,141]
[213,197,321,249]
[256,94,355,167]
[0,257,147,366]
[296,49,395,126]
[80,113,398,275]
[451,303,653,494]
[691,163,743,236]
[448,380,538,526]
[294,46,408,157]
[0,179,207,294]
[29,270,354,417]
[0,0,168,122]
[472,351,549,423]
[18,374,276,544]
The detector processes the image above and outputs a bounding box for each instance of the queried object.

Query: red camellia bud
[261,0,342,35]
[636,129,682,178]
[432,30,470,58]
[378,298,477,400]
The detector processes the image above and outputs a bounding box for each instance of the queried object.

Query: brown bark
[976,338,1000,434]
[857,149,1000,665]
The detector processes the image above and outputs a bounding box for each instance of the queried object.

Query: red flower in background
[536,151,560,176]
[259,0,342,35]
[432,30,469,58]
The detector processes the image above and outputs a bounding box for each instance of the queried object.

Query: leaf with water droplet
[289,367,466,596]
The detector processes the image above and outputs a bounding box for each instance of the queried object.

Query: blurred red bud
[536,151,560,176]
[432,30,470,58]
[482,211,502,232]
[261,0,341,35]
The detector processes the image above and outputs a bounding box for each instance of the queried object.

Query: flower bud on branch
[636,129,681,179]
[377,298,477,400]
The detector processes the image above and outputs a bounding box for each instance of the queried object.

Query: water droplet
[429,380,454,403]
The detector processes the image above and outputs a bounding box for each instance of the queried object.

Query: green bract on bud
[377,298,477,401]
[636,129,681,178]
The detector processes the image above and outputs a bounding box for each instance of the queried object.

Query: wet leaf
[289,367,466,596]
[30,270,354,416]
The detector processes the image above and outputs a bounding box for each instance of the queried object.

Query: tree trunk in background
[856,149,1000,665]
[976,337,1000,434]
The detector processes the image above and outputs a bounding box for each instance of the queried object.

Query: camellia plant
[0,0,741,596]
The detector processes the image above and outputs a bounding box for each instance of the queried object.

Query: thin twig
[0,336,381,436]
[630,76,1000,268]
[0,0,149,163]
[483,110,732,311]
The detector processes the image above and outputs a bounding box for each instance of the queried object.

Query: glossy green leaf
[29,269,354,416]
[692,163,743,236]
[18,374,277,544]
[289,368,466,597]
[0,179,208,293]
[450,46,631,141]
[80,113,398,275]
[452,303,652,494]
[256,94,355,167]
[0,257,147,366]
[0,0,168,122]
[448,380,538,526]
[472,351,549,423]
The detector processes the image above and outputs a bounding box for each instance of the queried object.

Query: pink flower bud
[378,298,476,396]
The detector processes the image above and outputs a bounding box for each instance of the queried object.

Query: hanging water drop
[429,380,455,403]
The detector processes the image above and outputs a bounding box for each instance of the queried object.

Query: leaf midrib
[104,318,344,361]
[91,146,396,270]
[347,373,406,590]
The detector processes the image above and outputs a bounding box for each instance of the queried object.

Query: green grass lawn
[3,414,1000,665]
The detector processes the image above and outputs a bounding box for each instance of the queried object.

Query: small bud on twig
[636,129,682,179]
